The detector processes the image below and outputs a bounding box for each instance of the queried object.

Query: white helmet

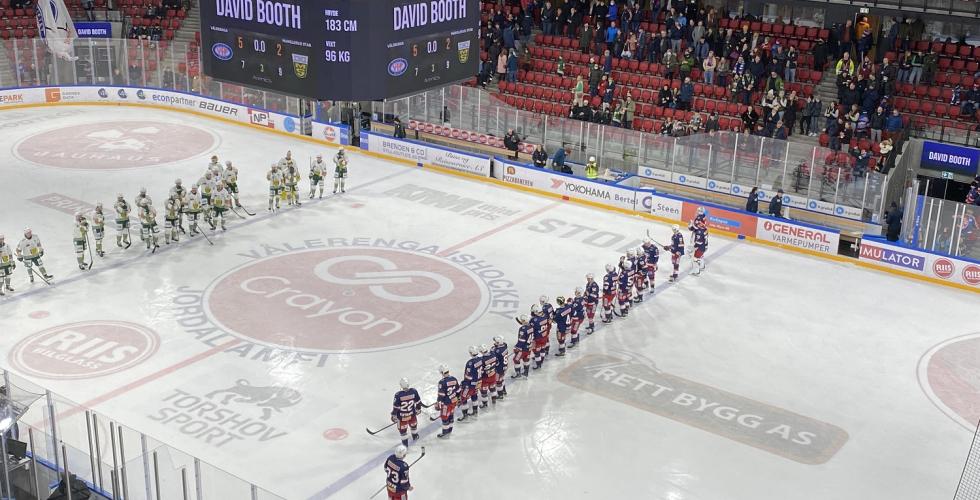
[439,364,450,375]
[117,193,124,199]
[643,238,652,245]
[697,206,705,215]
[605,264,614,272]
[574,287,583,296]
[635,247,644,255]
[586,273,594,280]
[395,445,408,459]
[399,377,410,390]
[23,227,32,236]
[589,156,596,162]
[175,178,182,185]
[539,295,549,304]
[626,249,634,257]
[339,146,346,152]
[95,202,103,210]
[517,314,529,324]
[672,224,680,233]
[225,161,233,167]
[139,187,147,194]
[493,335,504,345]
[480,344,489,354]
[530,304,540,315]
[468,345,479,356]
[316,153,323,159]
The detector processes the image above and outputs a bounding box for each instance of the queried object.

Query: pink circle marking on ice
[29,310,50,319]
[9,321,160,379]
[920,333,980,429]
[323,428,349,440]
[204,248,487,352]
[15,121,216,170]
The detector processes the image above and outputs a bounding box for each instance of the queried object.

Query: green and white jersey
[92,212,105,230]
[310,160,327,179]
[278,156,296,171]
[114,200,130,223]
[198,176,216,197]
[165,198,181,220]
[267,168,284,188]
[212,189,231,210]
[222,167,238,185]
[17,236,43,259]
[207,160,222,175]
[0,243,13,268]
[134,194,152,210]
[334,154,349,177]
[183,191,204,213]
[139,207,157,227]
[73,221,89,242]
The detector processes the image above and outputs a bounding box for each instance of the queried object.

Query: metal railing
[905,193,980,260]
[0,37,304,116]
[0,38,298,500]
[371,84,887,222]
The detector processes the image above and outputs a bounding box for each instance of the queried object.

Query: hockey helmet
[589,156,596,162]
[672,224,680,233]
[439,364,450,375]
[95,202,103,211]
[605,264,615,272]
[395,445,408,459]
[479,344,489,354]
[493,335,504,345]
[530,304,540,315]
[225,161,233,167]
[316,153,323,159]
[139,187,147,194]
[468,345,479,356]
[626,249,634,257]
[539,295,549,304]
[117,193,124,199]
[586,273,594,280]
[574,287,583,296]
[175,178,182,185]
[697,206,705,215]
[23,227,32,236]
[555,296,565,305]
[643,238,652,245]
[399,377,410,390]
[189,184,198,191]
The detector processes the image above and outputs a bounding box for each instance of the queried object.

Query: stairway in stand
[787,70,837,148]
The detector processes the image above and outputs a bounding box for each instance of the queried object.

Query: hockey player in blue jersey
[436,364,460,439]
[530,304,549,369]
[601,264,617,323]
[584,274,600,333]
[642,239,660,292]
[691,206,708,231]
[617,260,633,317]
[384,445,412,499]
[491,335,508,398]
[390,378,422,447]
[479,344,498,408]
[512,315,531,379]
[633,247,648,302]
[691,224,708,276]
[459,346,484,421]
[538,295,554,355]
[663,225,685,282]
[570,288,586,347]
[553,296,572,356]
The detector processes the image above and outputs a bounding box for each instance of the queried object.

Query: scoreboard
[200,0,480,101]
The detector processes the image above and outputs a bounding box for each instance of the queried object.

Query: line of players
[381,209,710,499]
[266,148,349,211]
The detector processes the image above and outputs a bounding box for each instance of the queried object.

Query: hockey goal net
[955,419,980,500]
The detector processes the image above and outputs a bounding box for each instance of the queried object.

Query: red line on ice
[437,201,561,256]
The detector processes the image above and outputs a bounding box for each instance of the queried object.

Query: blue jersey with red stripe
[585,281,600,303]
[554,303,572,331]
[635,252,647,270]
[541,302,554,320]
[618,268,633,290]
[385,456,411,492]
[571,296,585,319]
[391,388,421,419]
[482,352,499,377]
[644,243,660,264]
[670,232,685,255]
[515,324,531,350]
[437,375,460,405]
[530,314,548,339]
[692,227,708,251]
[492,343,508,373]
[691,212,708,231]
[463,356,484,386]
[603,272,617,294]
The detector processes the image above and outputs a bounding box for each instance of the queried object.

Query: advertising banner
[360,132,490,176]
[859,238,980,287]
[312,121,351,146]
[755,219,840,255]
[74,22,112,38]
[495,159,637,211]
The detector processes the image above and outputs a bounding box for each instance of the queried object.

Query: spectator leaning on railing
[504,129,522,160]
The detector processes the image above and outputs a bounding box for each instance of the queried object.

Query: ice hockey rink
[0,105,978,500]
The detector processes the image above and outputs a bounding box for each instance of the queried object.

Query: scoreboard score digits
[200,0,479,101]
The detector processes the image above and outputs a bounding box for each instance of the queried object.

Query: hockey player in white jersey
[222,161,241,207]
[207,155,221,175]
[0,234,15,295]
[92,202,106,257]
[163,194,181,244]
[211,182,232,231]
[114,194,132,248]
[138,201,161,251]
[279,151,301,206]
[134,187,152,211]
[72,212,91,270]
[16,228,53,282]
[267,163,284,211]
[169,178,187,233]
[334,147,349,194]
[309,154,327,199]
[182,185,204,236]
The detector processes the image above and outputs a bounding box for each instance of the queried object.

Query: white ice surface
[0,106,976,500]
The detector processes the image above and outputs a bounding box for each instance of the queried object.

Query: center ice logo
[918,332,980,430]
[204,248,487,352]
[15,121,217,170]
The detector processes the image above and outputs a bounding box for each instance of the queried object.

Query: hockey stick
[238,203,255,216]
[124,225,133,249]
[29,265,51,286]
[231,206,247,219]
[365,421,396,436]
[198,224,214,246]
[84,231,94,270]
